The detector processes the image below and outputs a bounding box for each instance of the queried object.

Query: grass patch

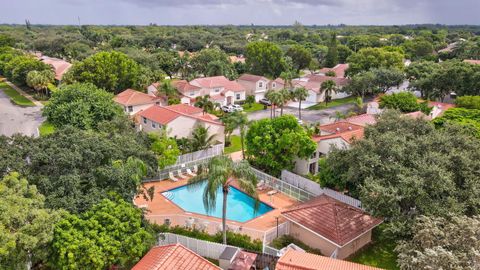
[39,121,55,137]
[224,135,242,154]
[270,235,323,255]
[243,102,266,113]
[349,228,399,270]
[307,96,357,110]
[0,82,35,107]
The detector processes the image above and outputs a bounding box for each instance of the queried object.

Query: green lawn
[349,229,399,270]
[307,96,357,110]
[0,82,36,107]
[224,135,242,154]
[39,121,56,136]
[243,102,266,113]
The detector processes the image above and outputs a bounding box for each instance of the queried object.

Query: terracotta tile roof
[428,101,455,111]
[312,122,364,143]
[172,80,201,94]
[293,75,350,93]
[166,103,203,115]
[345,114,377,127]
[229,55,246,63]
[40,56,72,80]
[276,249,382,270]
[137,105,222,126]
[132,243,221,270]
[318,64,349,78]
[191,76,245,93]
[114,89,162,106]
[282,195,382,247]
[238,73,269,82]
[464,59,480,65]
[404,111,430,120]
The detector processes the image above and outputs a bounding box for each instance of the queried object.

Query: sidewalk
[5,81,44,107]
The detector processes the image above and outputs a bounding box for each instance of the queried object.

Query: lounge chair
[177,169,186,178]
[193,165,198,173]
[257,180,266,190]
[169,172,179,182]
[186,168,197,177]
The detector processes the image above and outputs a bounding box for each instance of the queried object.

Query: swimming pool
[162,181,274,223]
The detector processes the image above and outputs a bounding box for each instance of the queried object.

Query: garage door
[306,91,317,103]
[255,93,265,102]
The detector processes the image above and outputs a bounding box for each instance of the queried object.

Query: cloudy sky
[1,0,480,25]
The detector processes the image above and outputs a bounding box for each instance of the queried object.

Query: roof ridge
[160,106,223,126]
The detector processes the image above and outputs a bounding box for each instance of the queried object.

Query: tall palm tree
[265,89,275,119]
[190,126,216,151]
[222,112,249,159]
[292,87,309,120]
[320,80,337,106]
[278,88,291,116]
[188,156,258,244]
[195,95,214,115]
[160,80,176,105]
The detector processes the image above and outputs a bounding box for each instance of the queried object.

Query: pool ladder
[163,192,174,200]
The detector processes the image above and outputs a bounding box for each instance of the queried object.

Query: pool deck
[135,176,298,237]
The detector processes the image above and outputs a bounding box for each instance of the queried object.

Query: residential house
[136,104,225,143]
[276,248,382,270]
[282,195,382,259]
[132,243,221,270]
[317,63,349,78]
[114,89,165,115]
[292,74,350,103]
[237,74,285,102]
[294,122,364,175]
[169,76,246,106]
[35,54,72,82]
[345,114,377,127]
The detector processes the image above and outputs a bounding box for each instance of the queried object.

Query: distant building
[317,63,349,78]
[32,52,72,82]
[292,74,350,104]
[114,89,165,115]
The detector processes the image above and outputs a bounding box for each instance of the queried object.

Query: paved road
[0,89,43,137]
[246,103,356,125]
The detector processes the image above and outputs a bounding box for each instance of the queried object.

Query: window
[152,122,157,128]
[190,91,195,96]
[259,82,263,88]
[127,106,133,112]
[272,82,276,88]
[311,151,317,159]
[309,162,317,174]
[236,93,241,100]
[155,102,160,105]
[143,117,147,124]
[214,88,220,93]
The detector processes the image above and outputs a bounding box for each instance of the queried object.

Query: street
[0,89,43,137]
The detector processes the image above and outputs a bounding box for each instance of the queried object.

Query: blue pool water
[162,181,274,222]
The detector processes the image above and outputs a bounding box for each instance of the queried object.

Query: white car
[231,104,243,112]
[221,105,235,113]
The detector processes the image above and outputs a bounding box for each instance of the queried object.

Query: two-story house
[114,89,166,115]
[170,76,246,106]
[237,74,285,101]
[292,74,350,103]
[294,122,364,175]
[136,104,225,143]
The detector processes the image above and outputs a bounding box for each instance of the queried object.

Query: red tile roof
[172,80,202,94]
[238,73,269,82]
[191,76,246,93]
[293,75,350,93]
[230,251,257,270]
[345,114,377,127]
[464,59,480,65]
[318,64,349,78]
[114,89,162,106]
[132,243,221,270]
[40,56,72,80]
[276,249,382,270]
[282,195,382,247]
[229,55,246,63]
[137,105,222,126]
[312,122,364,143]
[166,103,203,115]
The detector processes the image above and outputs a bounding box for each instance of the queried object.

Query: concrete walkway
[5,81,44,107]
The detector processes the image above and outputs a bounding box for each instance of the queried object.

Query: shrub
[379,92,420,113]
[456,95,480,110]
[325,70,336,77]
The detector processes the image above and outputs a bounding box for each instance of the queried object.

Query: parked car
[231,104,243,112]
[259,98,271,106]
[221,105,235,113]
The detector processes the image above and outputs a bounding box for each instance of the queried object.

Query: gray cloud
[0,0,479,25]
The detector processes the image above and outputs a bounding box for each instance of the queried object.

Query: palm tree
[278,88,291,116]
[190,126,217,151]
[265,89,275,119]
[26,69,55,96]
[292,87,308,120]
[159,80,176,105]
[195,95,215,115]
[222,112,249,159]
[188,156,258,244]
[320,80,337,106]
[112,157,154,201]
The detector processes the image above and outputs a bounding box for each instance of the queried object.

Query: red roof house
[282,195,382,259]
[114,89,164,115]
[132,243,221,270]
[318,63,350,78]
[276,249,382,270]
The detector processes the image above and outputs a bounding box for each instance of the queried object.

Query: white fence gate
[158,232,237,260]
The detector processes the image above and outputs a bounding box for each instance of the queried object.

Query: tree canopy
[246,115,316,176]
[245,41,286,78]
[347,47,404,76]
[42,82,123,130]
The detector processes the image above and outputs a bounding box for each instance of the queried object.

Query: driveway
[246,103,356,125]
[0,90,44,137]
